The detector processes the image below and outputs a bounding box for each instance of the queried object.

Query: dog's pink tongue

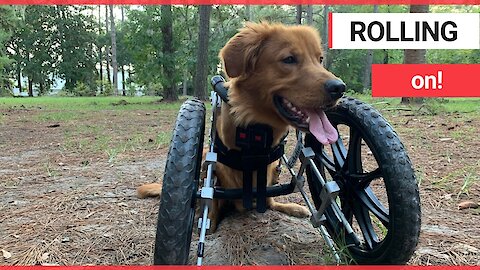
[306,109,338,145]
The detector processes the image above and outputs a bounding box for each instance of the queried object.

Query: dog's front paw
[287,204,311,218]
[269,199,311,218]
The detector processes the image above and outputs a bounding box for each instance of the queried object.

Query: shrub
[73,82,96,96]
[96,80,114,96]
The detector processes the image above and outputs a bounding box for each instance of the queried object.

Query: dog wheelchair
[152,75,421,265]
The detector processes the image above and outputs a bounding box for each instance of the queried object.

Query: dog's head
[220,22,345,145]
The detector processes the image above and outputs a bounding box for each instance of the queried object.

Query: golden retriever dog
[137,22,345,232]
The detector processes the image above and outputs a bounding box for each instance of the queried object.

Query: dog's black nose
[324,79,346,100]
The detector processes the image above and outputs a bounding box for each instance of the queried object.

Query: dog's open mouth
[273,95,338,145]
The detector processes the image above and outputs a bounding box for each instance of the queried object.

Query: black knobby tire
[153,99,205,265]
[305,97,421,264]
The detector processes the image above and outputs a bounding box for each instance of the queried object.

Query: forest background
[0,5,479,101]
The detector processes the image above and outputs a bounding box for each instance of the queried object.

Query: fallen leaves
[40,252,50,261]
[453,243,479,255]
[458,201,479,210]
[1,249,12,259]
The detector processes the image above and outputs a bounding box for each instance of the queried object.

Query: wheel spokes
[352,199,380,250]
[319,149,336,172]
[316,123,390,251]
[331,135,347,168]
[349,168,382,187]
[346,128,362,174]
[356,187,389,226]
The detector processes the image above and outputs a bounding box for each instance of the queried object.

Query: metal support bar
[196,94,354,264]
[297,183,318,216]
[204,152,217,166]
[281,155,297,178]
[307,157,359,245]
[319,225,342,264]
[196,92,222,266]
[197,163,214,266]
[200,185,214,208]
[317,181,340,218]
[197,218,211,231]
[282,151,325,228]
[204,182,296,200]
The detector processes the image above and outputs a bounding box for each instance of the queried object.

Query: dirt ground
[0,99,479,265]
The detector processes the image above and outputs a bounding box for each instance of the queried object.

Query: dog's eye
[282,56,297,64]
[319,56,324,64]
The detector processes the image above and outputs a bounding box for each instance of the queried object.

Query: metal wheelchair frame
[193,77,357,266]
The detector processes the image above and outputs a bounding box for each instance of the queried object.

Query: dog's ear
[220,22,269,78]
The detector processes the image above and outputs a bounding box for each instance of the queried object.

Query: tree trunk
[99,48,104,91]
[402,5,429,104]
[28,79,33,97]
[161,5,177,101]
[121,5,126,96]
[121,66,126,96]
[362,5,378,93]
[39,81,44,96]
[98,5,103,92]
[306,5,313,25]
[110,5,118,96]
[194,5,211,100]
[296,5,302,24]
[183,69,188,96]
[16,62,21,92]
[322,5,332,69]
[105,6,111,84]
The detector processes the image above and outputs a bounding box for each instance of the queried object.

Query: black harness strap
[214,125,285,212]
[243,167,254,210]
[211,75,286,213]
[214,133,284,171]
[256,162,267,213]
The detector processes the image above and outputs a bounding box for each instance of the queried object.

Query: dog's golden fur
[137,22,341,232]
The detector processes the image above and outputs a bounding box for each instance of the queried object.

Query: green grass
[43,161,58,178]
[35,111,83,122]
[60,121,172,160]
[433,161,480,194]
[0,96,207,158]
[450,126,476,140]
[106,148,119,163]
[156,130,173,149]
[440,98,480,113]
[0,96,185,111]
[457,172,478,199]
[1,95,476,115]
[347,92,480,114]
